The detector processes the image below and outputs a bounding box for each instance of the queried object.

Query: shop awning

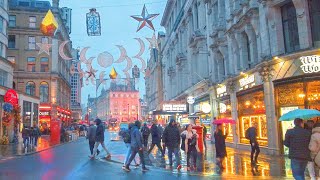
[152,110,188,115]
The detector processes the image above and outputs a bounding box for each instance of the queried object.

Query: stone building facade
[159,0,320,155]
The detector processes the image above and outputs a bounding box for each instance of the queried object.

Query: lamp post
[127,104,130,122]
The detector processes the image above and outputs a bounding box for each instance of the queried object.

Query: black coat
[162,124,180,148]
[151,124,161,144]
[246,127,257,142]
[214,130,227,158]
[284,126,311,161]
[95,120,105,142]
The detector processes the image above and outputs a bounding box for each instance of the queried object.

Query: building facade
[160,0,320,155]
[8,0,73,133]
[70,48,82,121]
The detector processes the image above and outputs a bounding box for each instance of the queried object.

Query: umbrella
[279,109,320,121]
[213,118,236,124]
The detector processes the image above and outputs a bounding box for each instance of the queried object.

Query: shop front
[193,95,212,139]
[152,102,188,125]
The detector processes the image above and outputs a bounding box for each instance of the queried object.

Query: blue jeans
[124,143,137,165]
[291,159,308,180]
[168,147,180,167]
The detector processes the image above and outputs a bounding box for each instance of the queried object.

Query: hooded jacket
[131,121,143,150]
[162,121,180,148]
[95,119,105,142]
[151,124,161,144]
[309,127,320,159]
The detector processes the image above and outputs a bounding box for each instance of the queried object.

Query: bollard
[192,125,204,172]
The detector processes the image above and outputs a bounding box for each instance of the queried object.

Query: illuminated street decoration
[40,10,58,36]
[132,65,140,78]
[133,38,145,58]
[216,85,227,97]
[123,57,133,72]
[187,96,195,104]
[219,103,227,113]
[86,8,101,36]
[131,4,159,32]
[115,45,127,63]
[201,103,211,114]
[86,67,97,81]
[146,33,158,49]
[36,43,52,55]
[59,41,73,60]
[109,67,118,79]
[98,51,113,68]
[300,55,320,73]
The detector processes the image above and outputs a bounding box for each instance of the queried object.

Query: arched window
[26,81,35,96]
[242,32,251,69]
[40,82,49,102]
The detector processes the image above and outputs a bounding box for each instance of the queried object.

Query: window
[41,37,49,44]
[29,16,36,28]
[0,16,4,35]
[23,101,32,127]
[9,15,16,28]
[40,57,49,72]
[26,82,35,96]
[28,36,36,49]
[40,82,49,102]
[7,56,15,64]
[281,1,300,53]
[0,0,4,8]
[8,35,15,48]
[309,0,320,47]
[27,57,36,72]
[0,69,7,87]
[33,103,39,125]
[0,42,4,57]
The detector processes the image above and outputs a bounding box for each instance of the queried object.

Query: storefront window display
[217,96,233,142]
[238,90,268,146]
[23,101,32,128]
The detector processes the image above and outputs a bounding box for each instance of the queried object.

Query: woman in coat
[214,124,227,169]
[181,124,199,171]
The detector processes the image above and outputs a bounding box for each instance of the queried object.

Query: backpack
[120,129,131,143]
[245,128,250,140]
[142,127,150,136]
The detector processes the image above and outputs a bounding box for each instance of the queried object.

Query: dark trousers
[291,159,308,180]
[89,140,100,155]
[34,137,38,146]
[143,135,149,147]
[126,148,145,168]
[168,147,180,167]
[148,142,164,155]
[187,146,197,167]
[250,141,260,163]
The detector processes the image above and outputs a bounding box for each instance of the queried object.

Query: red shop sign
[4,89,18,105]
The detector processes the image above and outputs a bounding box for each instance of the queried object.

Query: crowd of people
[21,125,41,148]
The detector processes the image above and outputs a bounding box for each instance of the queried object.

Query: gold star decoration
[36,43,52,55]
[146,33,158,50]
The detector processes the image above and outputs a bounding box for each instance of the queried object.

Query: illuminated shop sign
[163,104,187,112]
[39,111,50,116]
[217,85,227,97]
[219,103,227,113]
[239,75,255,90]
[300,55,320,73]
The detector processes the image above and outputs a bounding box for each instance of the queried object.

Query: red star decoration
[86,67,97,80]
[131,5,159,32]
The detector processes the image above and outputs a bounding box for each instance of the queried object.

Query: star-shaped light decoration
[86,67,98,80]
[36,43,52,55]
[146,33,158,49]
[131,4,159,32]
[40,10,58,36]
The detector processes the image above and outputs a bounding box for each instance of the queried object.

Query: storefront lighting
[274,56,280,60]
[245,101,251,106]
[298,93,306,98]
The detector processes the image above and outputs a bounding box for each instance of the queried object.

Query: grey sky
[59,0,166,105]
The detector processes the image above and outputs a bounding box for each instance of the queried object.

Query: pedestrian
[90,118,111,160]
[33,125,41,147]
[30,127,36,147]
[87,121,100,156]
[141,122,150,149]
[60,124,66,143]
[284,118,311,180]
[162,119,182,170]
[148,120,164,157]
[201,123,207,150]
[22,126,29,147]
[309,122,320,180]
[123,120,149,172]
[305,120,316,180]
[181,124,199,171]
[245,123,260,165]
[121,123,139,167]
[176,123,183,134]
[214,124,227,169]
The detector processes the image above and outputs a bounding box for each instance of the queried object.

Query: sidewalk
[0,135,81,159]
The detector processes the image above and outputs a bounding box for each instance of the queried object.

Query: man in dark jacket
[141,122,150,149]
[284,118,311,180]
[87,121,100,156]
[147,120,164,156]
[123,120,149,172]
[90,119,111,160]
[162,119,181,170]
[246,123,260,164]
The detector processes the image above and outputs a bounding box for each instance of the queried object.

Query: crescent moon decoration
[80,47,89,63]
[133,38,145,58]
[77,62,85,79]
[70,63,75,76]
[115,45,127,63]
[135,56,146,72]
[123,56,133,72]
[59,41,73,60]
[97,51,114,68]
[124,71,131,83]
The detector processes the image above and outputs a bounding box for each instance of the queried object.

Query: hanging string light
[86,8,101,36]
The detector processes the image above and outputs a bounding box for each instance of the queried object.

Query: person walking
[33,125,41,147]
[121,123,139,167]
[123,120,149,172]
[201,123,208,150]
[309,122,320,180]
[162,119,182,170]
[87,121,100,156]
[90,119,111,160]
[214,124,227,169]
[181,124,199,171]
[148,120,164,157]
[305,120,316,180]
[284,118,311,180]
[141,122,150,149]
[246,123,260,165]
[22,126,29,147]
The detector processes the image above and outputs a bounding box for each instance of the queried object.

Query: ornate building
[160,0,320,155]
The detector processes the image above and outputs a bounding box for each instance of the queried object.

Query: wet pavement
[0,131,304,179]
